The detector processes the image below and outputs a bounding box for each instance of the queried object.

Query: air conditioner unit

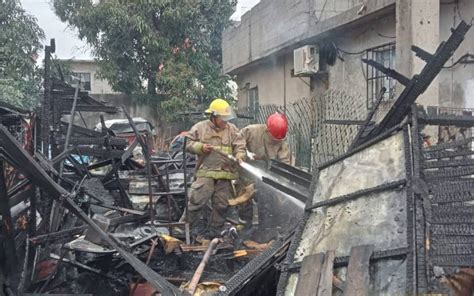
[293,45,319,76]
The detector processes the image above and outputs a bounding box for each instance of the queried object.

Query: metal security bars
[235,90,366,170]
[366,42,396,109]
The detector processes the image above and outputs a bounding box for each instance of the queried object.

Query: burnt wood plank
[344,245,374,296]
[317,250,336,296]
[0,161,17,274]
[294,253,325,296]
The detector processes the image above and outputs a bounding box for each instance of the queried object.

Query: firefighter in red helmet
[229,113,291,225]
[240,112,290,165]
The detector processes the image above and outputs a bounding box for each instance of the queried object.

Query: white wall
[223,0,365,73]
[234,52,311,109]
[313,14,396,102]
[230,0,474,111]
[233,15,396,110]
[69,61,118,95]
[438,0,474,108]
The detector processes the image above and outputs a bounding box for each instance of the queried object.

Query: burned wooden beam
[349,87,386,150]
[99,115,131,208]
[88,202,145,216]
[51,148,74,165]
[41,40,54,155]
[9,186,33,208]
[29,225,88,245]
[412,45,434,63]
[59,78,81,178]
[362,59,410,86]
[305,179,406,211]
[418,113,474,127]
[59,121,103,138]
[121,107,155,224]
[73,147,124,159]
[0,125,186,295]
[55,101,118,114]
[49,253,114,279]
[86,159,112,171]
[55,137,127,148]
[363,21,471,142]
[0,161,18,275]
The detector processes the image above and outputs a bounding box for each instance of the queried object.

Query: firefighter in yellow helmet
[185,98,246,237]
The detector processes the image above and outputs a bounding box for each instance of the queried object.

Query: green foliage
[51,57,74,82]
[53,0,236,119]
[0,0,45,109]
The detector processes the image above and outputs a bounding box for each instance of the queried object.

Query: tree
[0,0,45,109]
[53,0,237,118]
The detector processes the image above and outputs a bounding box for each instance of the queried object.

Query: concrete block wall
[222,17,251,73]
[234,53,311,107]
[226,0,474,115]
[313,0,363,22]
[223,0,312,73]
[223,0,364,73]
[312,14,396,102]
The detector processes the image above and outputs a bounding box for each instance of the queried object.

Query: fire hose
[186,237,221,295]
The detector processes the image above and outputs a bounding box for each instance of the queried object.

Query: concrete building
[62,60,164,134]
[223,0,474,115]
[65,59,118,95]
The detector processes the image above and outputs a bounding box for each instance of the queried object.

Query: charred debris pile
[0,41,309,296]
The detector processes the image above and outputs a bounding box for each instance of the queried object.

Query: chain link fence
[236,89,367,171]
[158,89,366,171]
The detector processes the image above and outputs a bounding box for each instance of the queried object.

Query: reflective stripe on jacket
[186,120,246,180]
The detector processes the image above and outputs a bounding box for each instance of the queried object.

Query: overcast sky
[20,0,260,60]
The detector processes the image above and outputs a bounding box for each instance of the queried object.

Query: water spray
[183,137,303,206]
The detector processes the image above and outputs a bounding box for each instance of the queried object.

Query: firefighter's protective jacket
[186,120,246,180]
[241,124,290,164]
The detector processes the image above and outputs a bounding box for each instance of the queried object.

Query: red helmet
[266,113,288,140]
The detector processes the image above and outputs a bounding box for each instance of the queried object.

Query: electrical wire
[372,27,396,39]
[443,53,474,69]
[336,46,366,56]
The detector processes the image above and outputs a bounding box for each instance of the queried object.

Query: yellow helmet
[205,98,236,121]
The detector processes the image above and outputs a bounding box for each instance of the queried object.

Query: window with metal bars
[71,72,91,91]
[247,86,259,118]
[365,42,396,109]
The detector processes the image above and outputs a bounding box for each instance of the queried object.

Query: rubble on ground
[0,42,307,295]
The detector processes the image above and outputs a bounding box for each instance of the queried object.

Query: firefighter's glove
[202,144,213,153]
[246,151,257,161]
